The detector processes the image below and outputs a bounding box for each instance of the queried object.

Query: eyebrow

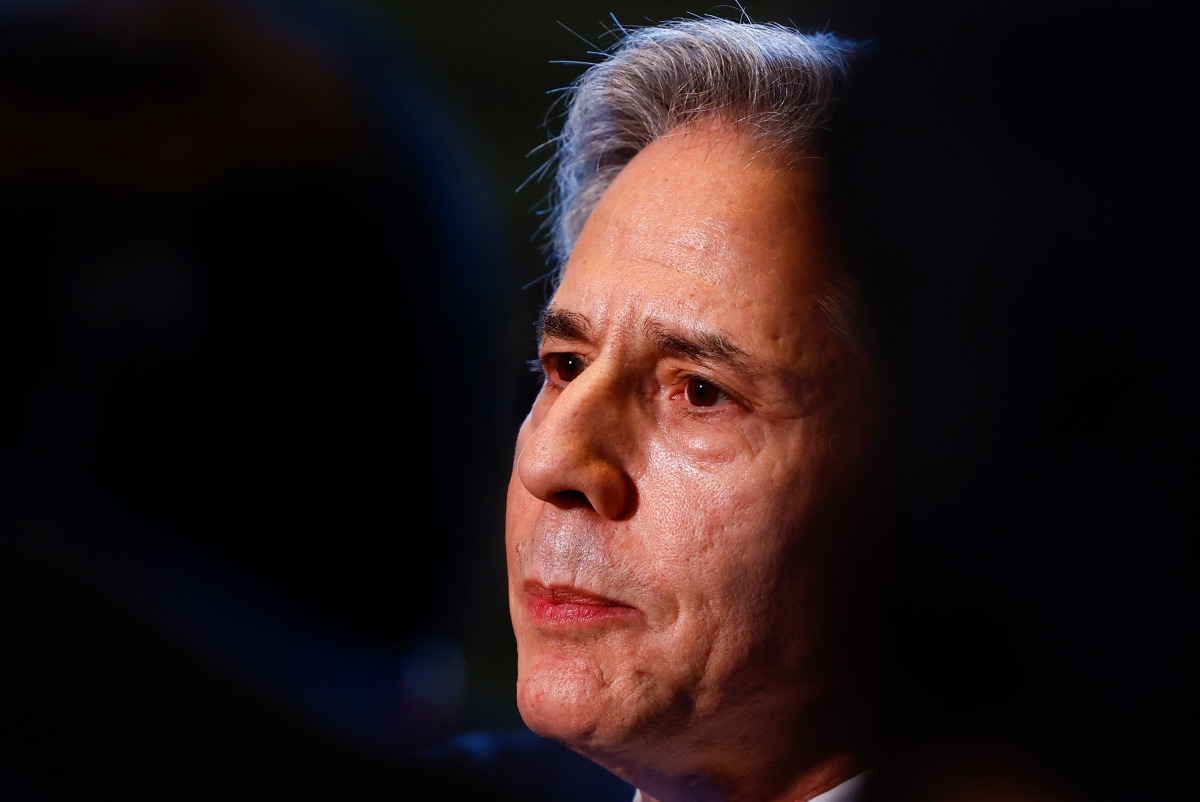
[537,306,763,378]
[643,321,761,377]
[537,307,592,343]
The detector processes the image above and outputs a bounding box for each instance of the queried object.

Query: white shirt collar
[630,771,867,802]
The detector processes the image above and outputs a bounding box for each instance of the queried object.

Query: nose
[515,363,636,520]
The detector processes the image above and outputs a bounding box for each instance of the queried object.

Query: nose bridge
[551,356,628,437]
[517,356,636,519]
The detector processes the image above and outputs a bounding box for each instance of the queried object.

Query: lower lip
[526,594,639,626]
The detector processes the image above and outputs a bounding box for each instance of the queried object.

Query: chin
[515,655,621,746]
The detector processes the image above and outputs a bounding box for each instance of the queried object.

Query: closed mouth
[522,581,640,627]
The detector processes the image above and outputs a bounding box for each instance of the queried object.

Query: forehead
[551,126,840,361]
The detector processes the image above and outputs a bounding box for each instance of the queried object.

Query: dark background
[1,1,1191,800]
[825,2,1193,800]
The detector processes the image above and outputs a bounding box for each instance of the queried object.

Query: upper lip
[523,580,631,608]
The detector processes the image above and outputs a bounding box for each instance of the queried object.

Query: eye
[681,375,729,408]
[541,352,587,385]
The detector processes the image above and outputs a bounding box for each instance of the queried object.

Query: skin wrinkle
[540,307,763,383]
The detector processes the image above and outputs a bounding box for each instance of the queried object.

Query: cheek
[646,427,794,529]
[643,445,796,590]
[660,413,762,466]
[648,436,810,614]
[641,479,798,685]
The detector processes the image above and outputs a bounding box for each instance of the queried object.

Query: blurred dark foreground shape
[0,0,523,798]
[824,1,1194,801]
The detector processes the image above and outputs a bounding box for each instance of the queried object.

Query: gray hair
[532,14,874,360]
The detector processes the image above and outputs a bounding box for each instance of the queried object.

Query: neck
[625,750,864,802]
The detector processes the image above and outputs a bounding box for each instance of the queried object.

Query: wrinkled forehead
[556,127,840,325]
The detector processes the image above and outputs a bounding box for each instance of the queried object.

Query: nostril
[553,489,591,507]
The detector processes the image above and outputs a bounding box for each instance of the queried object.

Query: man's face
[506,126,872,776]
